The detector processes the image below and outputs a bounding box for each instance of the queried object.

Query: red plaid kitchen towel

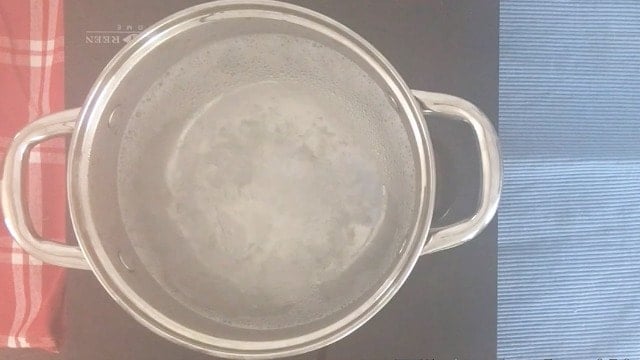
[0,0,67,352]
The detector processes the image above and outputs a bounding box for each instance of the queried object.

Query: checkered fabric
[0,0,67,352]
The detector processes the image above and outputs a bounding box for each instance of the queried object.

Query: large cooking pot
[1,1,501,358]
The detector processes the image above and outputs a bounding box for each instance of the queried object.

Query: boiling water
[117,32,417,329]
[157,79,387,305]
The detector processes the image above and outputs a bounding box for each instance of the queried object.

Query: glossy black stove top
[60,1,498,359]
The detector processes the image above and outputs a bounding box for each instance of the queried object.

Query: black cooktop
[60,1,498,359]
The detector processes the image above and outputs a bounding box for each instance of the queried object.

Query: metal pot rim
[67,1,435,358]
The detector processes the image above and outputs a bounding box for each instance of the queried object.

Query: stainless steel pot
[1,1,501,358]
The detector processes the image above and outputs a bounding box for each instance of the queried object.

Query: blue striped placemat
[498,1,640,359]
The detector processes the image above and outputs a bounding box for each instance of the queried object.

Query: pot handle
[2,108,90,269]
[412,91,502,255]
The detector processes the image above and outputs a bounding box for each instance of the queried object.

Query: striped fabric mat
[498,1,640,359]
[3,0,639,357]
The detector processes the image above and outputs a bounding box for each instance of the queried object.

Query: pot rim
[68,1,436,358]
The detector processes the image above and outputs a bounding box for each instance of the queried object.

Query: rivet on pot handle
[412,91,502,255]
[1,108,90,269]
